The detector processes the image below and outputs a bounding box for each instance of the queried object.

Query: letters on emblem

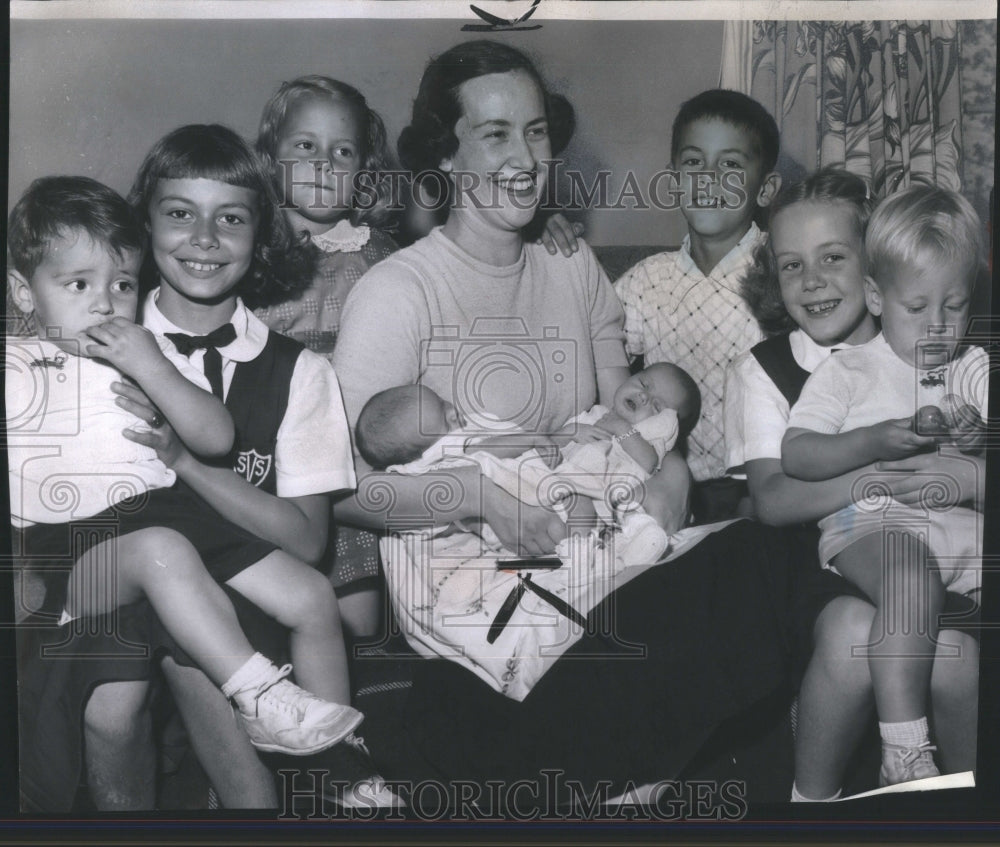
[234,449,273,487]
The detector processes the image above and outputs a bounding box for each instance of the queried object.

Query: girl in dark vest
[20,125,386,811]
[724,168,979,800]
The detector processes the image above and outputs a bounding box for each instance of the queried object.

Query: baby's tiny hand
[86,318,166,379]
[554,423,607,445]
[594,411,632,437]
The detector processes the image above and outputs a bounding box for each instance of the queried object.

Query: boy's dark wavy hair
[741,167,873,335]
[671,89,780,173]
[256,75,398,230]
[128,123,317,309]
[397,40,575,204]
[8,175,146,278]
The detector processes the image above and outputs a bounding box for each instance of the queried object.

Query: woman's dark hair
[397,40,575,202]
[128,123,317,308]
[742,167,873,335]
[256,75,398,230]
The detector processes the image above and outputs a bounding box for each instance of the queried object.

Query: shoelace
[250,663,298,719]
[344,733,369,753]
[886,742,939,781]
[340,734,394,799]
[898,743,938,766]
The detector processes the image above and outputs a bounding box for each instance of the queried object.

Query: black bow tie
[164,324,237,356]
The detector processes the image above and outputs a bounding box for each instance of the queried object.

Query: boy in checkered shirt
[615,90,781,522]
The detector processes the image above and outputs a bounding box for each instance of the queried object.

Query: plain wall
[8,17,725,247]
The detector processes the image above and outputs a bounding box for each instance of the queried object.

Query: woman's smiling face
[442,69,551,233]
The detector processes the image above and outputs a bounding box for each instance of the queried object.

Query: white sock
[791,782,841,802]
[220,652,277,707]
[879,716,930,749]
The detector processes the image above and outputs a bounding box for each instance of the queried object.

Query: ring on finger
[150,413,165,429]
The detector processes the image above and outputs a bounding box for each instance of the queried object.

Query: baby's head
[356,384,464,469]
[864,185,983,368]
[612,363,700,435]
[7,176,145,356]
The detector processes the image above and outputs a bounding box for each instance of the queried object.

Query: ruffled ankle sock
[879,716,930,749]
[220,652,279,712]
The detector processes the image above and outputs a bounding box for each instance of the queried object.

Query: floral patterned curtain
[722,20,964,199]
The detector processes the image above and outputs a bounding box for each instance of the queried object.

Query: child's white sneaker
[878,741,940,786]
[328,734,403,809]
[234,662,364,755]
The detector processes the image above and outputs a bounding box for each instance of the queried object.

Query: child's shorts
[14,481,278,812]
[786,522,980,680]
[796,566,980,645]
[818,500,981,597]
[15,481,277,618]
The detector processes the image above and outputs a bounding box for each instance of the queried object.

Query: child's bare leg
[72,531,359,759]
[931,629,979,774]
[337,584,382,640]
[833,530,945,785]
[832,531,944,722]
[793,597,875,800]
[66,527,258,684]
[225,551,350,704]
[83,680,155,810]
[160,657,277,808]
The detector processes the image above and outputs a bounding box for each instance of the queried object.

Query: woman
[332,40,803,806]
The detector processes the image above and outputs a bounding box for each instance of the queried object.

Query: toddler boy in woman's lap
[615,89,782,521]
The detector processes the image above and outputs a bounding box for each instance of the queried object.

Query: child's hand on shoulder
[85,318,169,380]
[867,417,937,460]
[537,213,584,257]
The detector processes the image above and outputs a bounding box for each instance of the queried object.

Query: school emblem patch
[235,449,273,487]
